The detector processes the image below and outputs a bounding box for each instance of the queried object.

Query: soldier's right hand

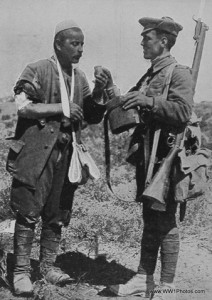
[69,102,84,122]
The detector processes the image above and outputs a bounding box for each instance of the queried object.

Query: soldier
[108,17,193,299]
[7,20,110,295]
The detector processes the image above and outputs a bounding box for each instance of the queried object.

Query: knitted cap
[55,20,81,37]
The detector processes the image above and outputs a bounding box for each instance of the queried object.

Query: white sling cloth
[56,59,100,184]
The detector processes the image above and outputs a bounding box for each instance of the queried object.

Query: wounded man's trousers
[10,141,77,227]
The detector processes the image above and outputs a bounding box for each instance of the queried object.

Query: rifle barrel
[192,21,209,91]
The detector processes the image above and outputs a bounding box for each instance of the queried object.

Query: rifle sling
[104,62,178,202]
[145,126,161,187]
[104,109,128,201]
[103,68,155,198]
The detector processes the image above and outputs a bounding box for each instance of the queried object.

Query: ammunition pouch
[126,123,174,166]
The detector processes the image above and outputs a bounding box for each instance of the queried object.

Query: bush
[0,187,14,221]
[1,114,11,121]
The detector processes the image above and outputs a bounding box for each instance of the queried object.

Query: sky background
[0,0,211,103]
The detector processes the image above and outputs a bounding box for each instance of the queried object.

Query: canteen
[106,96,140,134]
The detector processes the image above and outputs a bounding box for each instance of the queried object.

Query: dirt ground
[0,100,212,299]
[0,229,212,300]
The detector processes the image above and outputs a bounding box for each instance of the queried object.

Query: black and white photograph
[0,0,212,299]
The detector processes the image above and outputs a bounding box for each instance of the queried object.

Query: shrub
[1,114,11,121]
[0,187,14,221]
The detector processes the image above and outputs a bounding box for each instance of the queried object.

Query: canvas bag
[172,118,211,203]
[69,140,100,185]
[56,59,100,185]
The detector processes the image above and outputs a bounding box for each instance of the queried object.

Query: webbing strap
[104,62,178,200]
[104,110,125,200]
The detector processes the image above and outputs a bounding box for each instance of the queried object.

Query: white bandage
[15,92,32,111]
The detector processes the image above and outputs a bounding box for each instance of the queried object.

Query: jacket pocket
[6,140,25,174]
[147,82,164,96]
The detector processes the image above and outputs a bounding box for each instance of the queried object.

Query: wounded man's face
[58,28,84,65]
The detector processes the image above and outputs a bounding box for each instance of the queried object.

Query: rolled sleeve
[14,62,45,104]
[15,92,32,111]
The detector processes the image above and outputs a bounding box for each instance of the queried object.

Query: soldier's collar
[151,54,177,73]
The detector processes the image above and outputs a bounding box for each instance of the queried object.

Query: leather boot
[39,226,72,285]
[13,221,34,295]
[151,282,176,300]
[109,273,155,297]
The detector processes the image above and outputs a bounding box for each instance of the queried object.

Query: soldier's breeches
[138,227,179,283]
[137,201,179,283]
[138,229,160,275]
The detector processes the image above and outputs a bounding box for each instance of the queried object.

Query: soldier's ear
[161,36,168,48]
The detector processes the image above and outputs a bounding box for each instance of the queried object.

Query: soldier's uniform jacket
[7,57,105,189]
[132,54,193,126]
[129,54,193,198]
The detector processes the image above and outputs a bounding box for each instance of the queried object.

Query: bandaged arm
[15,91,63,119]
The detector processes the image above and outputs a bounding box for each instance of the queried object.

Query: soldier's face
[57,28,84,64]
[141,30,164,60]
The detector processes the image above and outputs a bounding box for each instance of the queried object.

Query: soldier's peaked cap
[139,16,183,37]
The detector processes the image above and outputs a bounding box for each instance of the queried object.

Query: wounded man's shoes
[109,274,155,297]
[13,273,33,295]
[41,266,74,285]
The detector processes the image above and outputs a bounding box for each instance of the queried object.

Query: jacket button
[44,145,48,149]
[50,128,54,133]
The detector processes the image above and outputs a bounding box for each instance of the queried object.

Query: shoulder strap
[104,62,178,201]
[162,62,178,98]
[143,62,178,189]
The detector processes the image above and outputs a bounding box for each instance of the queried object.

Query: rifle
[140,16,209,211]
[142,131,184,211]
[191,17,209,88]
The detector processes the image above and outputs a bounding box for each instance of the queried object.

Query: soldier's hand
[69,102,84,122]
[102,67,113,88]
[122,92,153,110]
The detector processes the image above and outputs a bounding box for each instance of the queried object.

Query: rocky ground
[0,99,212,299]
[0,226,212,300]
